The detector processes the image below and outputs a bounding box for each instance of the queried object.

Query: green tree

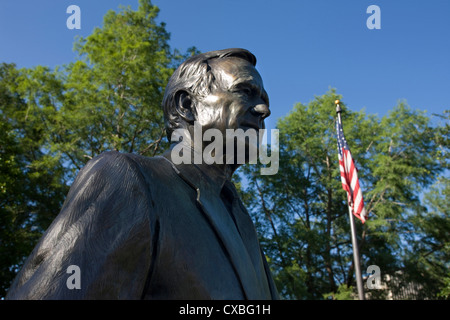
[240,89,446,299]
[51,0,195,174]
[0,63,69,297]
[402,110,449,298]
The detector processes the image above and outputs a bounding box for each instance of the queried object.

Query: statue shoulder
[69,151,174,202]
[81,150,164,177]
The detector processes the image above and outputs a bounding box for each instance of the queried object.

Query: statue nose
[251,104,271,119]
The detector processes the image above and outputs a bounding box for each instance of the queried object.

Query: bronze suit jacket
[6,151,279,299]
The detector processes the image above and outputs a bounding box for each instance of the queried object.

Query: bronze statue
[6,48,279,299]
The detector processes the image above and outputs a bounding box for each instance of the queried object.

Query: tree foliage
[0,63,69,296]
[50,1,198,174]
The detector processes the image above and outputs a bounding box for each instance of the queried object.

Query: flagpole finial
[335,99,342,113]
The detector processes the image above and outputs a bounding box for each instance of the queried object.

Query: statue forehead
[209,57,263,89]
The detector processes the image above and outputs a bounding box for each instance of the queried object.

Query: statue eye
[234,84,254,97]
[242,87,254,96]
[231,83,262,101]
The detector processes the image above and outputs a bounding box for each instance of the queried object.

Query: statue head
[162,48,270,143]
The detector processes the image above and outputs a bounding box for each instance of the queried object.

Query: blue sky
[1,0,449,131]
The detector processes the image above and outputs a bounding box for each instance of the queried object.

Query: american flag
[336,115,367,223]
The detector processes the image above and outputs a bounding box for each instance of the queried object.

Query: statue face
[194,57,270,135]
[169,55,277,172]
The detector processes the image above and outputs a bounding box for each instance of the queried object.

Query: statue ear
[174,90,195,123]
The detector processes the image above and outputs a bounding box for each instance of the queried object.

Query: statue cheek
[194,107,224,130]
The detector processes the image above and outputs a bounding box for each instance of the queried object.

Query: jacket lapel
[197,188,268,299]
[228,183,280,300]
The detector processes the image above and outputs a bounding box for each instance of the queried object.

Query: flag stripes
[336,116,367,223]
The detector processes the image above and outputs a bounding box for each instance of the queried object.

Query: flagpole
[335,100,365,300]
